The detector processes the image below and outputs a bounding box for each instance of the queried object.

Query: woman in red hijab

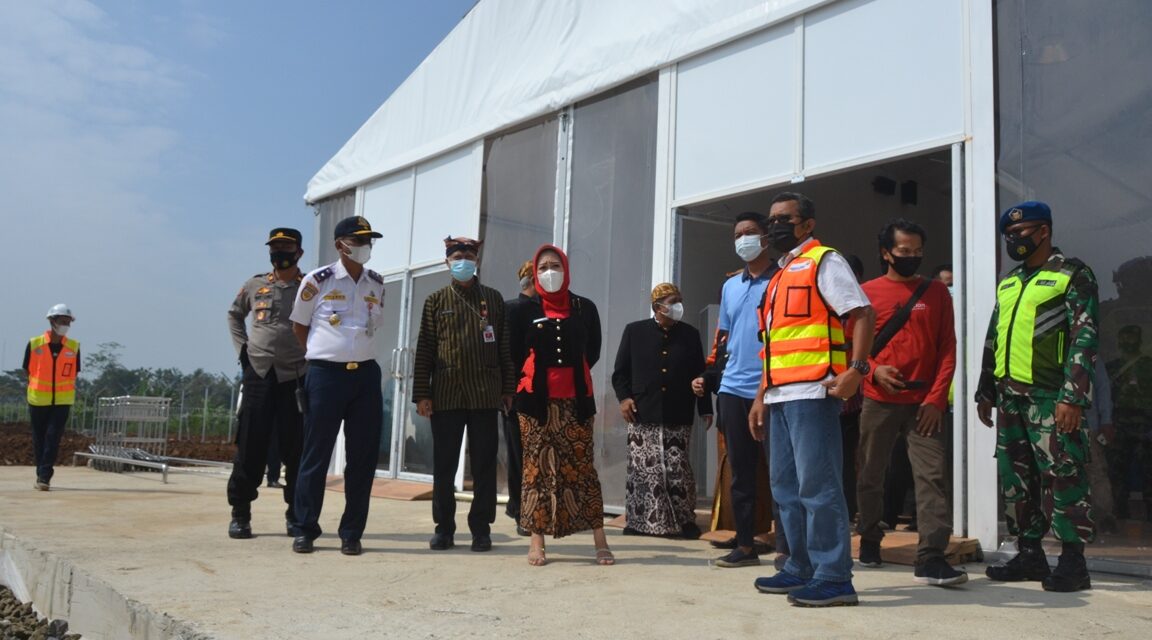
[509,244,612,565]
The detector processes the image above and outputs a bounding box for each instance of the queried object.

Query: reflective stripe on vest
[27,333,80,406]
[765,242,847,386]
[993,268,1072,388]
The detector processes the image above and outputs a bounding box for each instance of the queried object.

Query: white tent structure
[305,0,1152,574]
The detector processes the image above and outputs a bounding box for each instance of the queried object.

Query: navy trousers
[292,361,383,542]
[29,404,70,482]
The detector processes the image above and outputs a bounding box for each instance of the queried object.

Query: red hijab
[533,244,571,319]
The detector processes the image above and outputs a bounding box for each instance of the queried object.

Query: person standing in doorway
[1104,325,1152,522]
[690,212,781,569]
[751,192,875,607]
[289,216,386,556]
[977,201,1098,592]
[24,304,80,491]
[613,282,711,538]
[413,236,515,553]
[503,260,537,536]
[853,219,964,586]
[225,227,307,540]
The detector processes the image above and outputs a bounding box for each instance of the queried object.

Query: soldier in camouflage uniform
[1104,325,1152,521]
[976,201,1098,593]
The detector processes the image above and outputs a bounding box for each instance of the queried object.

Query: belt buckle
[345,362,359,371]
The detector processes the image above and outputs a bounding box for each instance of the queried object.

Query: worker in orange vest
[24,304,81,491]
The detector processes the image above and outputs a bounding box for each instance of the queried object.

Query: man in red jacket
[854,219,964,586]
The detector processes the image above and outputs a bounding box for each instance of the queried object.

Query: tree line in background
[0,342,240,440]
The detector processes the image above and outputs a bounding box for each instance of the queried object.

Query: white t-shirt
[764,238,871,404]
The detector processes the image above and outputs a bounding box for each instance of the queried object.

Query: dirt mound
[0,422,234,466]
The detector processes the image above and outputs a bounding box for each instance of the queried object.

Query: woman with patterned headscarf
[612,283,712,538]
[510,244,612,566]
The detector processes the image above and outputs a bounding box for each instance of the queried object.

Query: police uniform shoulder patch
[314,266,334,283]
[301,282,319,302]
[367,269,383,284]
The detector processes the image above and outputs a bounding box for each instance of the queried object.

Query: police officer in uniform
[24,304,80,491]
[977,201,1099,592]
[225,227,307,539]
[289,216,386,556]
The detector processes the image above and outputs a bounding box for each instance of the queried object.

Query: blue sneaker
[787,580,859,607]
[754,571,808,594]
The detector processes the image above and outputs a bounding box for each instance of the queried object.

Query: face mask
[887,255,922,278]
[538,269,565,294]
[270,250,299,270]
[341,241,372,265]
[1005,230,1042,262]
[768,221,799,252]
[52,323,70,337]
[449,259,477,282]
[734,234,764,262]
[659,302,684,322]
[947,285,954,298]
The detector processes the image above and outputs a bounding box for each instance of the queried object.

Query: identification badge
[483,325,496,343]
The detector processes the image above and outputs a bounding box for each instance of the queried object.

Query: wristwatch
[848,359,871,376]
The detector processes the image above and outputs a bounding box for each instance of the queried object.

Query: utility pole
[201,386,209,442]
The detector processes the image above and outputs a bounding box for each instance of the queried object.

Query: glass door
[375,275,406,475]
[396,265,448,480]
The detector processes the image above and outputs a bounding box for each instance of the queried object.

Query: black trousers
[503,409,523,519]
[29,404,71,482]
[718,392,786,551]
[431,408,499,537]
[292,361,383,542]
[227,367,303,521]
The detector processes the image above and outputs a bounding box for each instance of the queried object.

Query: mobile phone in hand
[903,380,927,390]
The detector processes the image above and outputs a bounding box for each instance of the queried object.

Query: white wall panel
[673,23,798,201]
[803,0,964,170]
[410,144,482,266]
[361,172,413,273]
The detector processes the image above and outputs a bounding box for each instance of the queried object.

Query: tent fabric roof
[305,0,827,203]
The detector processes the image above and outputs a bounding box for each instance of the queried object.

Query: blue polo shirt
[717,267,772,400]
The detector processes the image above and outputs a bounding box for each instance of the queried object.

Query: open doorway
[673,148,955,503]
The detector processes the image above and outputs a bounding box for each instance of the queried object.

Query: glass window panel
[996,0,1152,568]
[674,22,798,201]
[567,78,659,510]
[400,270,446,476]
[362,172,414,273]
[375,279,405,472]
[804,0,964,169]
[480,118,559,297]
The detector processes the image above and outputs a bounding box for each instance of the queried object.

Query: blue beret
[999,201,1052,234]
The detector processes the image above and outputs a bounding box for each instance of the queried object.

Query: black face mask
[887,255,922,278]
[769,221,799,252]
[1005,233,1039,262]
[270,251,300,270]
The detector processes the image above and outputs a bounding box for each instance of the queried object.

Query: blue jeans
[770,397,853,582]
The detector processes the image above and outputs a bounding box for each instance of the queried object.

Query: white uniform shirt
[290,260,385,363]
[764,237,871,404]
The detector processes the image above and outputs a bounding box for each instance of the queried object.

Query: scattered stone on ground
[0,585,81,640]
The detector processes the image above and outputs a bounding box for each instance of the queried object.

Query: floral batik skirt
[519,399,605,538]
[626,422,696,535]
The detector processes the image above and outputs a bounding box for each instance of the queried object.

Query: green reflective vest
[994,264,1078,390]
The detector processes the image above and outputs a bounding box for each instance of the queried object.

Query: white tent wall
[306,0,848,203]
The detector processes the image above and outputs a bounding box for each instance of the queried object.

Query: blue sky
[0,0,476,376]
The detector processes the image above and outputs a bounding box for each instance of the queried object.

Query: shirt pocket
[253,293,276,323]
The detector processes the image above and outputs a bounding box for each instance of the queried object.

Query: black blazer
[508,292,601,423]
[612,318,712,426]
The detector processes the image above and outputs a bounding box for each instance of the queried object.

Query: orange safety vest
[27,332,80,406]
[762,240,846,387]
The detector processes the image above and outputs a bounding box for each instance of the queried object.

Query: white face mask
[660,302,684,322]
[52,323,70,337]
[734,234,764,262]
[538,269,564,294]
[340,240,372,265]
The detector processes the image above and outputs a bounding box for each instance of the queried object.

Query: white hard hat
[46,303,74,320]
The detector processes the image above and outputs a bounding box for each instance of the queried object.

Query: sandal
[595,548,615,566]
[528,545,547,566]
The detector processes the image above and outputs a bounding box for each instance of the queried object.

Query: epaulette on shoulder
[253,272,269,279]
[367,269,383,284]
[314,266,334,283]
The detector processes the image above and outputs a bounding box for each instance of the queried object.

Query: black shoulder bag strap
[870,278,932,358]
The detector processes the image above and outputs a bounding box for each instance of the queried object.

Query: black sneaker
[715,548,760,568]
[710,536,738,549]
[858,540,882,568]
[34,478,50,491]
[228,518,253,539]
[429,533,455,550]
[913,556,968,586]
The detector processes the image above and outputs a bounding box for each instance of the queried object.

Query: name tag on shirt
[483,325,496,343]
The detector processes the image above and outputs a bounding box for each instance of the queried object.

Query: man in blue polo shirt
[693,211,782,568]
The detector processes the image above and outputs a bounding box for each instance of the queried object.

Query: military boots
[1042,542,1092,592]
[985,537,1051,582]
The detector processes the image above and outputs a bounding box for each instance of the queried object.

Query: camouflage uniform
[1104,351,1152,518]
[976,248,1099,543]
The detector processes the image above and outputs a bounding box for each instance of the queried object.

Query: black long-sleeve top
[612,318,712,426]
